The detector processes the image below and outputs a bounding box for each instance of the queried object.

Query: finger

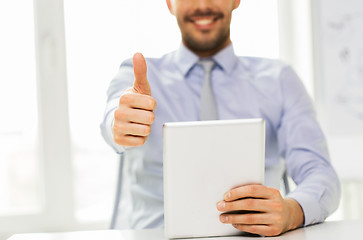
[224,185,279,202]
[114,122,151,137]
[120,93,157,111]
[133,52,151,96]
[232,224,282,237]
[113,134,146,147]
[219,213,275,225]
[217,198,273,213]
[115,108,155,125]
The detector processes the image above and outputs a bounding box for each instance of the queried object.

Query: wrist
[284,198,304,231]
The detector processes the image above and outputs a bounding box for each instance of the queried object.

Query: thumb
[133,52,151,96]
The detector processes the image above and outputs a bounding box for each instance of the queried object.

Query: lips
[190,16,220,29]
[185,10,224,30]
[195,18,214,26]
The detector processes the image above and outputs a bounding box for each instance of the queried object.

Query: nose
[194,0,213,10]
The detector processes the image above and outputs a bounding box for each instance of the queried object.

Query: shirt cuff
[286,191,322,226]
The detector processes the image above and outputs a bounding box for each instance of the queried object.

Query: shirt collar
[174,43,238,76]
[174,44,200,76]
[212,43,238,75]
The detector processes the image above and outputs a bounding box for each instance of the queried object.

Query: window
[0,0,40,216]
[232,0,279,58]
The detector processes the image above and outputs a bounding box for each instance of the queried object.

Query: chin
[182,26,230,52]
[184,34,229,52]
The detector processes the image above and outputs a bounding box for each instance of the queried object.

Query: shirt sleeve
[277,66,341,226]
[100,59,134,154]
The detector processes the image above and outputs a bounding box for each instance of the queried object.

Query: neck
[183,39,232,58]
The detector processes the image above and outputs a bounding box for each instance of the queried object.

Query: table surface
[8,219,363,240]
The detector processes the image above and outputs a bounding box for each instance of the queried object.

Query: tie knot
[198,59,215,73]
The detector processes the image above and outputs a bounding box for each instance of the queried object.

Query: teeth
[195,19,213,26]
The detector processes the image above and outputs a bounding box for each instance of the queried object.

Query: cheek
[223,13,233,26]
[174,9,188,26]
[175,15,187,31]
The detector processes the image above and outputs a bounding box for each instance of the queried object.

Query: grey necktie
[199,60,218,120]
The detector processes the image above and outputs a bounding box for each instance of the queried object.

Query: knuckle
[223,201,231,210]
[114,109,125,120]
[148,112,155,123]
[113,134,123,145]
[144,125,151,135]
[266,229,274,236]
[248,225,258,233]
[152,99,157,109]
[270,227,282,236]
[277,203,283,212]
[119,93,132,103]
[247,185,256,194]
[236,225,244,231]
[148,97,157,109]
[229,189,236,199]
[244,198,254,208]
[113,133,119,143]
[245,214,254,223]
[272,200,283,212]
[131,137,143,147]
[113,121,124,132]
[270,188,281,198]
[133,140,142,147]
[139,125,150,136]
[272,188,280,195]
[114,109,120,119]
[120,124,129,133]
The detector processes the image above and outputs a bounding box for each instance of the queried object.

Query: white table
[8,220,363,240]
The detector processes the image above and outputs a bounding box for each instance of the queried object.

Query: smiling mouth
[186,11,224,29]
[194,17,217,26]
[190,16,221,29]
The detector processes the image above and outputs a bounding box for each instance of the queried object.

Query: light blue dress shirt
[100,44,340,229]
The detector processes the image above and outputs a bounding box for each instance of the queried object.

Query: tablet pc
[163,119,265,238]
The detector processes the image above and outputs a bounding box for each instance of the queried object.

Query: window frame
[0,0,108,233]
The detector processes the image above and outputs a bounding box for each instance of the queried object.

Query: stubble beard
[182,27,231,53]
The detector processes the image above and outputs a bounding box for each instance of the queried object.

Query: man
[101,0,340,236]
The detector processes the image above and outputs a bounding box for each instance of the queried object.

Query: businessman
[101,0,340,236]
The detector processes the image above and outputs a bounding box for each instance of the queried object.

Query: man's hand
[216,185,304,236]
[113,53,157,147]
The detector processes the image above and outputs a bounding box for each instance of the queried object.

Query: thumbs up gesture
[113,53,157,147]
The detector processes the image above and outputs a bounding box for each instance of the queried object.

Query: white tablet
[163,119,265,239]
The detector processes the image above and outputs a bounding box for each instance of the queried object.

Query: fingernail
[224,192,231,200]
[220,215,228,223]
[217,201,225,210]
